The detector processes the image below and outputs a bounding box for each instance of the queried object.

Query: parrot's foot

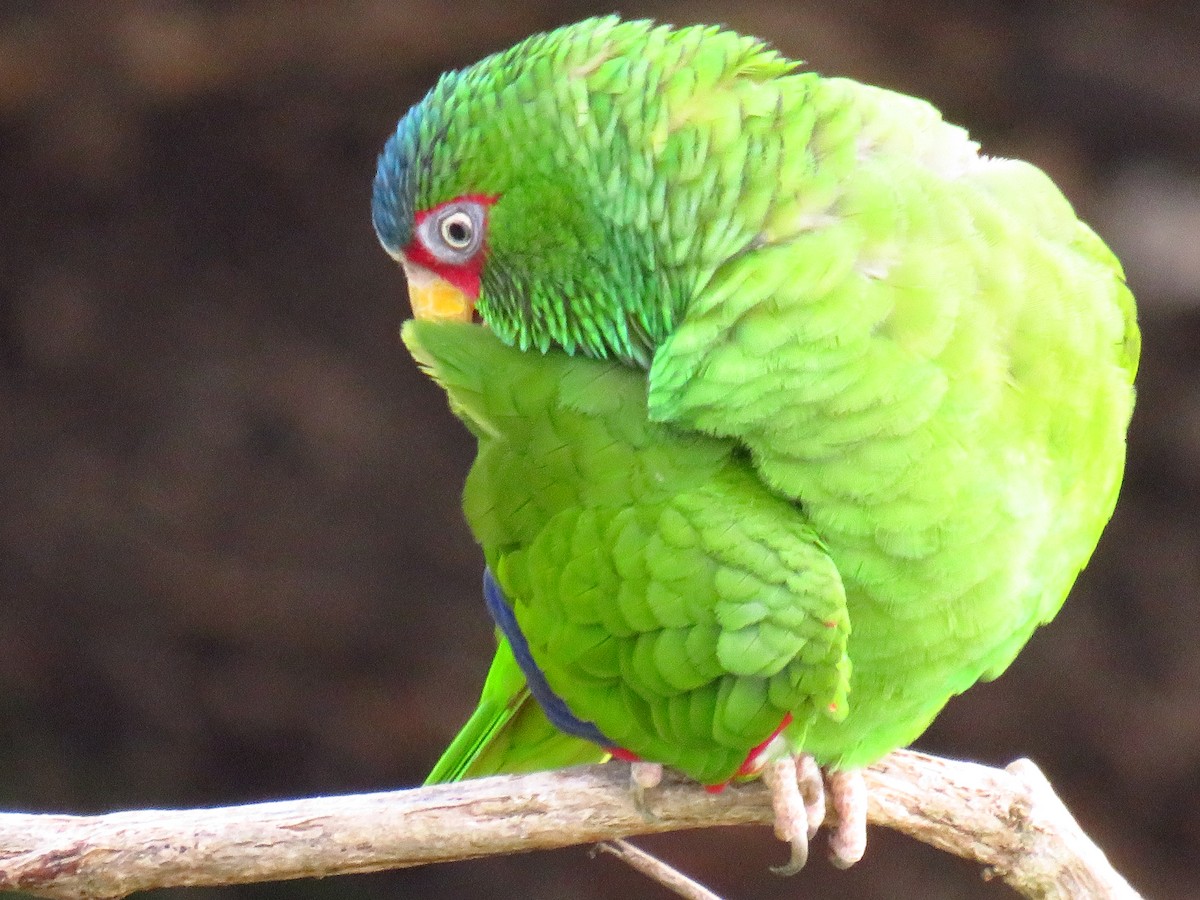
[762,756,819,874]
[606,747,662,815]
[762,756,867,874]
[826,768,867,868]
[795,754,827,836]
[629,760,664,816]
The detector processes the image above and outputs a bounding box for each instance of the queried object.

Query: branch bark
[0,749,1139,900]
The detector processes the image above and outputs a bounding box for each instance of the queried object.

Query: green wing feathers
[405,320,850,784]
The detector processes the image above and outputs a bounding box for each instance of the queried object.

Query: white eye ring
[417,201,487,265]
[439,211,474,250]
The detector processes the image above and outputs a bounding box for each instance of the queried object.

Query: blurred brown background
[1,1,1197,897]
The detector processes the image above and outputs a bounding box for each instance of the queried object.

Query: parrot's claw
[762,757,812,875]
[762,756,867,874]
[826,768,867,868]
[629,761,664,818]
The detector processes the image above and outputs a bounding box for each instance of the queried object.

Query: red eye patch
[406,194,499,299]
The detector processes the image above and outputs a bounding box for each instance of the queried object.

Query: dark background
[2,2,1198,897]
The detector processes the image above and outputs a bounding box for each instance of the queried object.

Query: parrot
[372,16,1139,870]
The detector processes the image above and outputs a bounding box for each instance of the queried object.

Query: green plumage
[407,320,850,783]
[423,636,604,782]
[378,17,1139,784]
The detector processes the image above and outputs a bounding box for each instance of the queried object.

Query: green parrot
[374,16,1138,867]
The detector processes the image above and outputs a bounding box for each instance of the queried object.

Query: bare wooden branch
[0,749,1139,900]
[594,840,724,900]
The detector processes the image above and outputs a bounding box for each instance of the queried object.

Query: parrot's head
[372,16,794,366]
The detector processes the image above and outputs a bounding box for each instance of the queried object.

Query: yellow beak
[403,261,473,322]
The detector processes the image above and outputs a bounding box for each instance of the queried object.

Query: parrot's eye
[440,212,474,249]
[416,200,487,266]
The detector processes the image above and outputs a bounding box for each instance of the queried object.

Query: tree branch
[0,749,1139,900]
[594,840,724,900]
